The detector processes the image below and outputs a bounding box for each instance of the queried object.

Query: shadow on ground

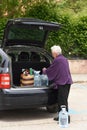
[0,108,56,122]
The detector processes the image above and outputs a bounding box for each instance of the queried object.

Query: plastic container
[41,74,48,86]
[34,71,41,87]
[59,105,68,128]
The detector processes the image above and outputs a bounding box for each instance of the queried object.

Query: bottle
[30,68,33,75]
[34,70,41,87]
[59,105,68,128]
[41,74,49,86]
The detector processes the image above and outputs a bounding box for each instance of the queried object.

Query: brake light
[0,74,11,89]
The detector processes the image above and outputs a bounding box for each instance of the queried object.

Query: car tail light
[0,74,11,89]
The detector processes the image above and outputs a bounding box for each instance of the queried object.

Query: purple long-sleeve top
[45,54,73,86]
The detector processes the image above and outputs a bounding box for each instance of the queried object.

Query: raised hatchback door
[2,18,61,48]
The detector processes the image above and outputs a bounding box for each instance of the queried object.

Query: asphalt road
[0,83,87,130]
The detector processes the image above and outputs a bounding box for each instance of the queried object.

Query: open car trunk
[12,61,50,87]
[8,47,52,87]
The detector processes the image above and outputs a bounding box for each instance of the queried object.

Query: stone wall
[68,60,87,74]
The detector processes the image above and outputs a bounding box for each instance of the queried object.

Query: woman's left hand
[42,67,47,74]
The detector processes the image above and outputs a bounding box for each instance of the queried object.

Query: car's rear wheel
[46,104,58,113]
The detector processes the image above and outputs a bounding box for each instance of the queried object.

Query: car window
[0,54,7,73]
[40,54,49,62]
[30,52,50,63]
[8,53,16,62]
[18,52,29,61]
[8,25,45,42]
[0,55,2,65]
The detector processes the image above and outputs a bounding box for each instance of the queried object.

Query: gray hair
[51,45,62,55]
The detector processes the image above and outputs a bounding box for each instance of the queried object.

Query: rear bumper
[0,87,52,110]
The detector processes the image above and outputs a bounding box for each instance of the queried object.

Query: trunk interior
[8,50,51,87]
[12,61,50,86]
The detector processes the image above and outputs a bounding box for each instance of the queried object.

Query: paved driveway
[0,83,87,130]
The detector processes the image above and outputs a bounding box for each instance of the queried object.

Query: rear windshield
[7,25,45,42]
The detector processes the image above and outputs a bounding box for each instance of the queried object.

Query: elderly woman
[43,45,73,122]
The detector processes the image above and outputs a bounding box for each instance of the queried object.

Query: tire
[46,104,58,113]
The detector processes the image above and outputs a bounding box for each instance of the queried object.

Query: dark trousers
[48,84,71,112]
[57,84,71,112]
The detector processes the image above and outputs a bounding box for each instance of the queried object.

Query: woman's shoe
[53,117,59,121]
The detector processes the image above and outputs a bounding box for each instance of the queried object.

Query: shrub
[0,19,7,40]
[0,0,87,59]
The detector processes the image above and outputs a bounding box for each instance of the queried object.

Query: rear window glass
[30,52,50,63]
[7,25,45,42]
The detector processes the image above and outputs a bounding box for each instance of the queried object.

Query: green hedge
[0,1,87,59]
[0,19,7,40]
[46,15,87,59]
[24,1,87,58]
